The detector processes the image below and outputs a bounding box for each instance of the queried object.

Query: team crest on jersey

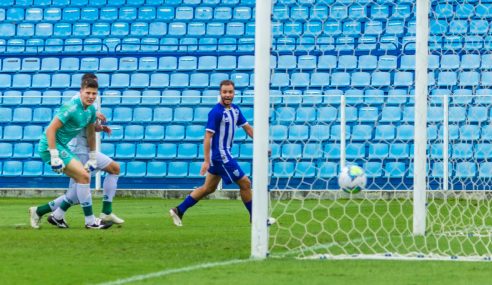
[233,169,240,177]
[60,150,69,158]
[223,115,230,122]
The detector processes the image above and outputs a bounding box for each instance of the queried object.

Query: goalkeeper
[169,80,255,226]
[29,78,112,229]
[30,74,124,228]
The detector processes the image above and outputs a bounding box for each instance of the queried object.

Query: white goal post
[251,0,492,261]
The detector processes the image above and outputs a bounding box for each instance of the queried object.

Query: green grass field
[1,197,492,285]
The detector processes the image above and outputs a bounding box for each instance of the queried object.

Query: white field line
[94,259,253,285]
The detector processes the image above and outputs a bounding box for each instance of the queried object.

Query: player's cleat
[267,217,277,226]
[47,214,69,229]
[169,208,183,227]
[29,207,41,229]
[100,213,125,224]
[85,218,113,229]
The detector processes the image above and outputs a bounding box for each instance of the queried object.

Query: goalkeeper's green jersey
[38,97,97,151]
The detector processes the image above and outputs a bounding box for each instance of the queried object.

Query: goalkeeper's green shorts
[38,144,78,167]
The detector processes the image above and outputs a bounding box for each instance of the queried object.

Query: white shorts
[76,151,113,175]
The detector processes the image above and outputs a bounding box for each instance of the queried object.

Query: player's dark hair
[81,78,98,89]
[82,73,97,82]
[220,80,235,90]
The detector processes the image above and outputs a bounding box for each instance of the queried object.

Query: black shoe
[169,208,183,227]
[47,214,69,229]
[85,218,113,229]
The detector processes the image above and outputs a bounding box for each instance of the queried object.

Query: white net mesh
[267,0,492,261]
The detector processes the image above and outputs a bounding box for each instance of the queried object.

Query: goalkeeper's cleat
[29,207,41,229]
[47,214,69,229]
[100,213,125,224]
[169,208,183,227]
[85,218,113,229]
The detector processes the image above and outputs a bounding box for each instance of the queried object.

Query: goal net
[258,0,492,261]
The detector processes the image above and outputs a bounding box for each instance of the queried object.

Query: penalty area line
[94,259,252,285]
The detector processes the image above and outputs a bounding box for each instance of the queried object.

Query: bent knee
[105,161,120,175]
[76,172,90,184]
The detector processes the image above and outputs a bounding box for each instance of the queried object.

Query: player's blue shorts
[208,159,245,185]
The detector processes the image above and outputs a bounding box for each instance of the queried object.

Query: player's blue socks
[177,195,198,215]
[244,200,252,221]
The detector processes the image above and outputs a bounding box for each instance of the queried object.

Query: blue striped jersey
[206,103,248,162]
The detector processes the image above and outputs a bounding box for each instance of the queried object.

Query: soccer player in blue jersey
[169,80,254,227]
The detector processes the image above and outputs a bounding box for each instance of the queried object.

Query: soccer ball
[338,165,367,194]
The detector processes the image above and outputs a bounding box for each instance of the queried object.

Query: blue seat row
[0,0,254,9]
[4,54,492,74]
[0,159,252,177]
[0,6,254,22]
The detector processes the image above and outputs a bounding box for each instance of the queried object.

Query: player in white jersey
[30,74,124,229]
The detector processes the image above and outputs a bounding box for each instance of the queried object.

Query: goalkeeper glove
[49,149,65,174]
[84,151,97,172]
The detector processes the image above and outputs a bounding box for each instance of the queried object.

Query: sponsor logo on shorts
[60,150,69,158]
[233,169,240,177]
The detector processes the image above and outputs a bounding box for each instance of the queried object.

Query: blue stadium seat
[31,74,50,89]
[99,57,118,72]
[101,143,115,157]
[396,125,414,141]
[374,125,395,141]
[296,107,316,122]
[0,143,13,158]
[23,160,43,176]
[372,72,392,86]
[101,90,121,105]
[460,125,480,140]
[388,144,409,159]
[112,107,132,123]
[384,162,406,178]
[368,143,389,159]
[318,162,338,178]
[136,143,156,159]
[273,161,295,178]
[173,107,193,123]
[111,73,130,88]
[364,162,383,178]
[378,55,397,70]
[281,143,302,159]
[115,143,135,159]
[13,107,32,122]
[275,107,296,123]
[196,56,217,71]
[116,91,138,106]
[147,161,167,178]
[358,107,379,122]
[126,161,146,177]
[165,125,185,140]
[185,125,204,141]
[294,161,315,178]
[167,162,188,177]
[141,90,161,105]
[119,57,137,72]
[380,106,402,122]
[310,125,330,141]
[479,162,492,178]
[12,74,31,89]
[125,125,144,140]
[51,73,70,88]
[32,107,52,123]
[156,142,177,159]
[330,72,350,87]
[468,106,488,123]
[448,106,466,123]
[346,143,365,159]
[13,143,32,158]
[133,107,153,122]
[3,91,21,105]
[23,125,43,141]
[300,143,320,159]
[271,125,288,141]
[455,162,476,178]
[351,125,372,141]
[151,107,172,123]
[323,143,341,159]
[149,73,170,88]
[452,143,473,159]
[310,72,331,88]
[3,161,22,176]
[330,125,351,141]
[177,143,197,158]
[160,90,180,105]
[461,54,481,69]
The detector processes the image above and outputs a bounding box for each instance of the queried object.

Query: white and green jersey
[68,93,100,153]
[39,97,97,152]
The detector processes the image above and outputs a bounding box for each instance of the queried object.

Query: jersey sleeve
[55,103,76,124]
[236,107,248,127]
[205,109,220,133]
